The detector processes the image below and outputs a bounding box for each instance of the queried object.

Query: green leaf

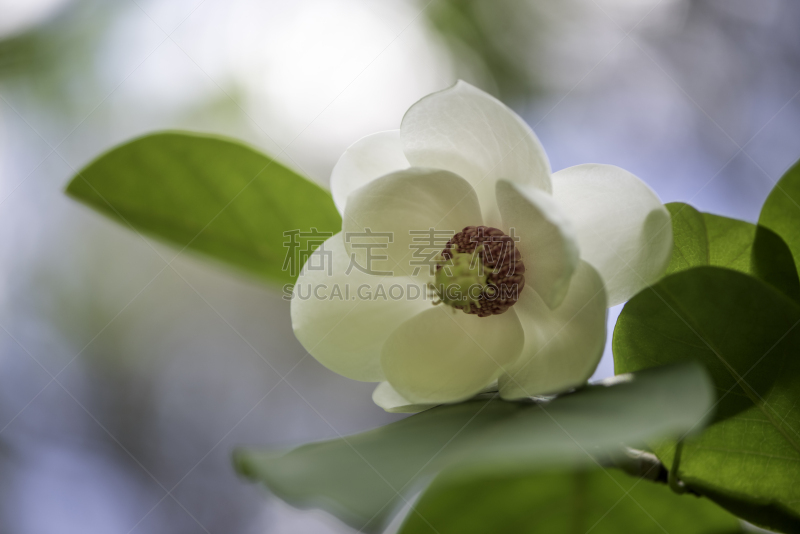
[234,364,713,532]
[398,467,742,534]
[751,225,800,303]
[704,212,756,272]
[613,266,800,532]
[665,203,709,275]
[760,159,800,270]
[664,202,800,302]
[67,132,342,285]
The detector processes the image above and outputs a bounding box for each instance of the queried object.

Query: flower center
[432,226,525,317]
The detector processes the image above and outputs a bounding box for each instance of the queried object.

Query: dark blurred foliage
[426,0,800,222]
[426,0,800,143]
[649,0,800,149]
[0,1,117,108]
[424,0,545,101]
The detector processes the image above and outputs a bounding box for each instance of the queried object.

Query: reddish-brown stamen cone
[437,226,525,317]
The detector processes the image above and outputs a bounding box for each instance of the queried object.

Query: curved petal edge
[382,306,524,404]
[372,382,439,413]
[499,261,608,399]
[330,130,410,215]
[291,233,430,382]
[552,164,672,306]
[401,80,551,227]
[496,179,580,309]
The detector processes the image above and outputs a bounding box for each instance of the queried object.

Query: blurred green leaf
[0,1,121,109]
[234,364,713,532]
[399,467,742,534]
[67,132,341,285]
[664,202,800,302]
[760,159,800,270]
[425,0,540,100]
[613,266,800,532]
[424,0,545,101]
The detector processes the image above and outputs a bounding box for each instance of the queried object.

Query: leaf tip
[231,448,258,480]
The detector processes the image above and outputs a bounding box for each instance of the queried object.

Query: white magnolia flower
[291,81,672,412]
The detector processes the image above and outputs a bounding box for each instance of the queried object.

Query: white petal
[291,233,431,382]
[330,130,410,215]
[342,167,482,279]
[372,382,438,414]
[371,381,498,413]
[496,179,580,309]
[381,306,524,404]
[401,80,551,228]
[499,261,607,399]
[551,164,673,306]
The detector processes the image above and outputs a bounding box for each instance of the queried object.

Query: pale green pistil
[433,250,493,312]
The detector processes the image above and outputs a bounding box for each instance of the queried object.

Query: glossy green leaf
[67,132,342,285]
[399,467,742,534]
[234,364,713,532]
[664,202,800,302]
[614,266,800,532]
[760,159,800,270]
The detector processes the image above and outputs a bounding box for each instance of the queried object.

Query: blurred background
[0,0,798,532]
